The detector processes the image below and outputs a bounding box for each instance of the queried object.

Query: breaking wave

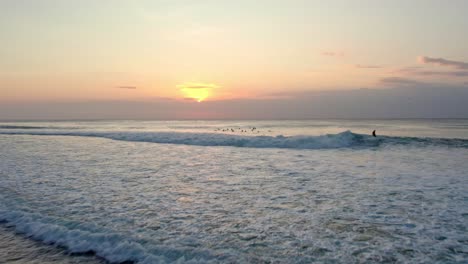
[0,125,48,129]
[0,209,217,264]
[0,130,467,149]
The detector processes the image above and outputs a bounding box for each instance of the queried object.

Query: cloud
[379,77,425,86]
[321,51,344,57]
[396,65,468,78]
[418,56,468,70]
[176,82,220,89]
[355,64,383,69]
[394,66,424,73]
[409,71,468,77]
[116,86,137,90]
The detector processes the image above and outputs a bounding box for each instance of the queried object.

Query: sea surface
[0,119,467,263]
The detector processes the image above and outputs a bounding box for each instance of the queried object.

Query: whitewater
[0,120,467,263]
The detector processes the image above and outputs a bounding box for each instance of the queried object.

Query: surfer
[372,130,377,137]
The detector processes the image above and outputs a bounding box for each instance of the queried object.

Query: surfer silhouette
[372,130,377,137]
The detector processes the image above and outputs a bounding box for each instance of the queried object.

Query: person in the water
[372,130,377,137]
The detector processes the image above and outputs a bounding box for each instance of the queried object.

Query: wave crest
[1,130,467,149]
[0,210,217,263]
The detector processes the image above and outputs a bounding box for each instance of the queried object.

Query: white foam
[0,130,384,149]
[0,210,215,263]
[3,129,467,149]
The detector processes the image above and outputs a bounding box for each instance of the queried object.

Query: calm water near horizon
[1,119,467,263]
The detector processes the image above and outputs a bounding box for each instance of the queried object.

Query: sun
[177,82,219,102]
[181,87,210,102]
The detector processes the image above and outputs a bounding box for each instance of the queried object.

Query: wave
[0,125,82,130]
[0,209,217,264]
[0,130,467,149]
[0,125,48,129]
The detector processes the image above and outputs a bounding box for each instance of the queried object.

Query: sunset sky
[1,0,468,119]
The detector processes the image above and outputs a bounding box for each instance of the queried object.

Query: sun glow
[181,87,210,102]
[177,82,219,102]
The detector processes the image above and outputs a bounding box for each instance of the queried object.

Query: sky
[1,0,468,119]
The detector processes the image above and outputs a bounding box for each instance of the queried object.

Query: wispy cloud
[418,56,468,70]
[116,86,137,90]
[321,51,344,57]
[379,77,425,86]
[409,71,468,77]
[397,65,468,78]
[355,64,383,69]
[176,82,220,89]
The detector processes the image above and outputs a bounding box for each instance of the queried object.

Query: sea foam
[0,130,468,149]
[0,130,467,149]
[0,209,216,264]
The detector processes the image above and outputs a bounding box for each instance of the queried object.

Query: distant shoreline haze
[1,86,467,120]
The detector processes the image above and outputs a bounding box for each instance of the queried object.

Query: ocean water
[0,119,467,263]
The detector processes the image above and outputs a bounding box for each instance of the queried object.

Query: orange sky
[1,1,468,105]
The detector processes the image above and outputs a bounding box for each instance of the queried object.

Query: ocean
[0,119,467,263]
